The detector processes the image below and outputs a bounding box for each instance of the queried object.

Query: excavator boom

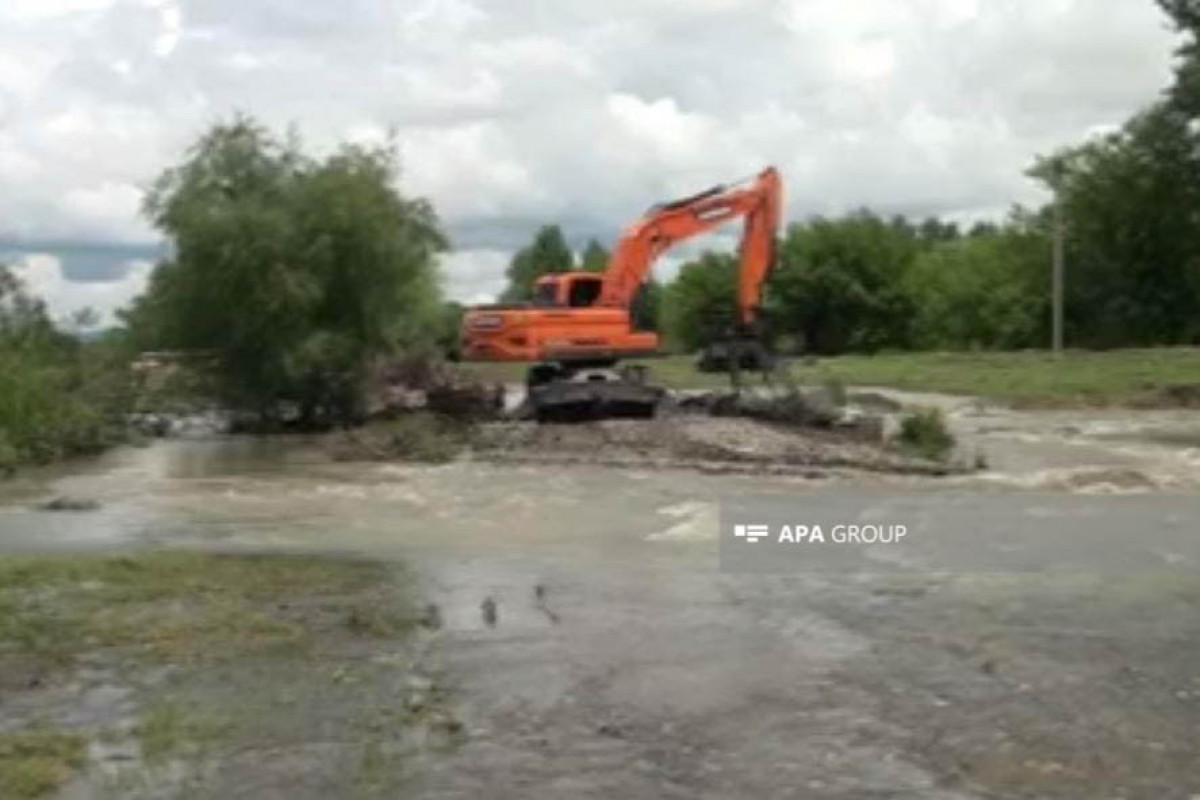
[461,167,783,366]
[600,167,782,328]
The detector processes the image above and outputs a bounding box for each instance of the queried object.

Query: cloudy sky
[0,0,1181,323]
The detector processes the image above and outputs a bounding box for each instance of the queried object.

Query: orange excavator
[460,166,783,420]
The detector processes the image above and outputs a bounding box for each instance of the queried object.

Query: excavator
[460,166,783,420]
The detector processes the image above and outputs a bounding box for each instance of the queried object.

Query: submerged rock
[37,496,101,512]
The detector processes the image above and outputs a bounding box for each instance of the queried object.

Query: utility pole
[1052,190,1065,355]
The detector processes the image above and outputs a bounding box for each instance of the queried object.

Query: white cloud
[439,249,509,303]
[10,254,150,326]
[0,0,1182,308]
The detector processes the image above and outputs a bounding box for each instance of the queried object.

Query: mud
[470,415,960,477]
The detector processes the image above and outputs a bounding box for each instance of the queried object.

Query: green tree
[1159,0,1200,115]
[662,252,738,350]
[128,116,446,426]
[630,278,662,332]
[501,225,573,301]
[0,265,128,469]
[1030,104,1200,346]
[904,214,1047,350]
[436,300,465,358]
[580,238,610,272]
[769,211,918,354]
[917,217,960,243]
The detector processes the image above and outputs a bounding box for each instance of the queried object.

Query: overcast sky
[0,0,1181,323]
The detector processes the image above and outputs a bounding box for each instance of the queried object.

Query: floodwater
[2,401,1200,798]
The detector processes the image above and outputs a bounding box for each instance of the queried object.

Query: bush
[896,407,955,461]
[347,413,473,464]
[0,266,133,472]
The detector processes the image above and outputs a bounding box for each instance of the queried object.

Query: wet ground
[2,397,1200,798]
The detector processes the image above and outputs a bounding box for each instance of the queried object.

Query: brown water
[3,407,1200,798]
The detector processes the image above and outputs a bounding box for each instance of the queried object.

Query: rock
[420,603,443,630]
[37,496,101,512]
[847,391,904,414]
[481,596,498,627]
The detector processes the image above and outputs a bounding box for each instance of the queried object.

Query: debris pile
[470,414,958,477]
[371,356,504,421]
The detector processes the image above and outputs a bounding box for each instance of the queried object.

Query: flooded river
[2,401,1199,798]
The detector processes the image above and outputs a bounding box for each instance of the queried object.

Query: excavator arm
[599,166,782,327]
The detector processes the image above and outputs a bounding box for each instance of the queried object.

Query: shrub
[896,407,955,461]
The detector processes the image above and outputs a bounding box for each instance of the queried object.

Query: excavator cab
[531,273,605,308]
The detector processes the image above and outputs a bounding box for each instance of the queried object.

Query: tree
[436,300,465,359]
[630,278,662,332]
[904,214,1047,350]
[128,116,446,426]
[580,238,610,272]
[1159,0,1200,116]
[501,225,573,301]
[0,264,127,468]
[769,212,918,354]
[661,252,738,350]
[917,217,960,243]
[1030,104,1200,346]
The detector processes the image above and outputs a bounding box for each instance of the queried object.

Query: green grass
[460,347,1200,407]
[0,553,396,669]
[135,701,232,764]
[0,727,87,799]
[897,408,956,461]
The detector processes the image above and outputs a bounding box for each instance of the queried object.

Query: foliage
[1159,0,1200,115]
[896,407,956,461]
[662,252,739,350]
[436,301,464,359]
[904,212,1048,350]
[500,225,573,301]
[126,116,446,427]
[630,278,662,332]
[580,238,610,272]
[1030,104,1200,347]
[769,211,919,354]
[1011,3,1200,349]
[0,265,131,471]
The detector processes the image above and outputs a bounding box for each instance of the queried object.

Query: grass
[460,347,1200,407]
[0,552,428,796]
[0,553,397,669]
[896,408,956,461]
[135,701,232,764]
[0,727,87,799]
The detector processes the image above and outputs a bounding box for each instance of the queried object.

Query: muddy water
[3,406,1200,798]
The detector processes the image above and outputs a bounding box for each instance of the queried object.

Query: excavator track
[526,363,665,422]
